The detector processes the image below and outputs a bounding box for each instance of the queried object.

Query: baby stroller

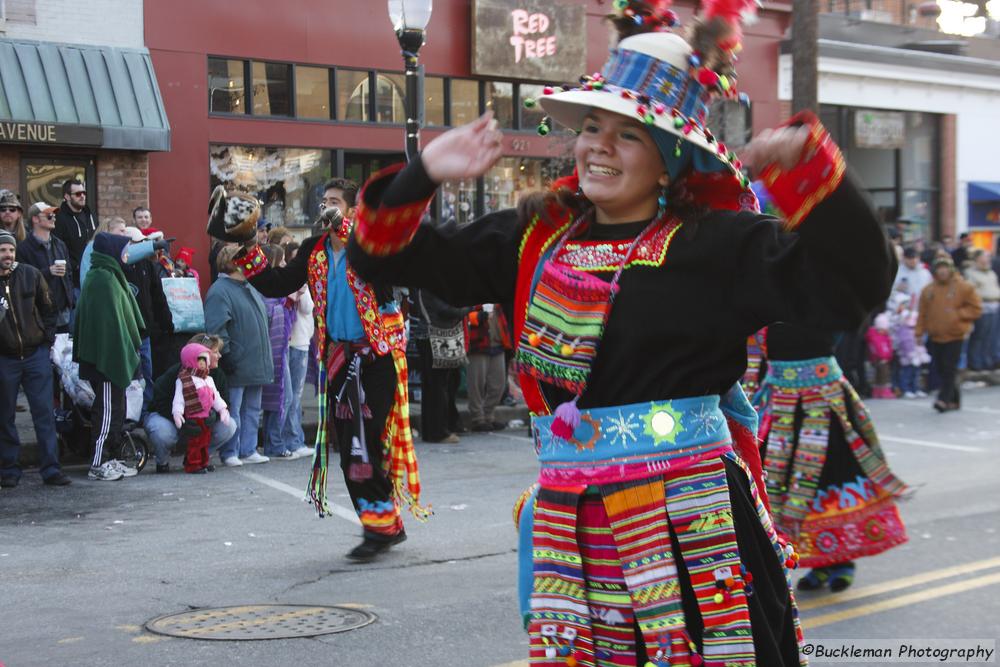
[50,335,149,472]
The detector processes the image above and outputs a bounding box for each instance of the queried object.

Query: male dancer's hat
[207,185,261,243]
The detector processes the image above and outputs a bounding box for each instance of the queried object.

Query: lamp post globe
[388,0,433,161]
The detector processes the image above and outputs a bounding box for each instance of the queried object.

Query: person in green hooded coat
[73,232,146,481]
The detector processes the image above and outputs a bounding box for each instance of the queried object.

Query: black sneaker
[43,473,72,486]
[346,531,407,562]
[471,421,492,432]
[1,476,19,488]
[490,421,508,431]
[156,463,170,474]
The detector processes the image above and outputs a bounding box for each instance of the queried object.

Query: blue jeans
[262,357,293,456]
[143,412,238,466]
[220,385,263,460]
[0,345,61,481]
[283,347,309,448]
[898,365,919,394]
[968,307,998,370]
[139,337,153,416]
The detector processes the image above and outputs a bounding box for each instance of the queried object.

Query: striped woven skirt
[755,357,908,568]
[518,395,808,666]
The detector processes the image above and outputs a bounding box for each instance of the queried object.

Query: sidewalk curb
[17,403,534,468]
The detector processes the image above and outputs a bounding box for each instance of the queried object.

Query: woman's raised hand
[740,124,812,174]
[421,112,504,183]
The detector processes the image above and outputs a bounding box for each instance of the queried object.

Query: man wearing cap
[17,203,75,333]
[53,179,97,288]
[916,256,983,411]
[0,230,71,488]
[894,245,932,297]
[0,190,27,243]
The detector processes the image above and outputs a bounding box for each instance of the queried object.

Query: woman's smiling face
[574,108,668,224]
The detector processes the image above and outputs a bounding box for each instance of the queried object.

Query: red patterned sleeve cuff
[236,244,268,279]
[354,163,433,257]
[759,111,846,230]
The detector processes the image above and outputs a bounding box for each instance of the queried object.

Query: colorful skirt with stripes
[515,389,809,666]
[754,356,908,569]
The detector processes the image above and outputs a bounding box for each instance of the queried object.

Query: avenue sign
[0,121,103,146]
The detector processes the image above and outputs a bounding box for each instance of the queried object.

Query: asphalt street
[1,387,999,667]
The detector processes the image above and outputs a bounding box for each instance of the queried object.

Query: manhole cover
[145,604,376,640]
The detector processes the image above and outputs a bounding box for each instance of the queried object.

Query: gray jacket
[204,275,274,386]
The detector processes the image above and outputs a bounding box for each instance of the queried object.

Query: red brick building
[145,0,789,280]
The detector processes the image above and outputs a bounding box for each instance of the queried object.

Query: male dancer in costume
[210,179,426,562]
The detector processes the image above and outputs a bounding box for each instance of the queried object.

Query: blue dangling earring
[657,189,668,219]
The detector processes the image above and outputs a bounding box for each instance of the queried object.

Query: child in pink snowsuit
[172,343,230,473]
[866,313,896,398]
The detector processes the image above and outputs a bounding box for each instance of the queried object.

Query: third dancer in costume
[752,323,909,592]
[346,0,896,662]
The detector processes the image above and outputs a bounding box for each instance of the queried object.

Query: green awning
[0,38,170,151]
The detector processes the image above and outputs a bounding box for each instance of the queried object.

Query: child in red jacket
[172,343,230,472]
[866,313,896,399]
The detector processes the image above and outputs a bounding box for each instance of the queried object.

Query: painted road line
[801,571,1000,629]
[490,559,1000,665]
[237,470,361,526]
[879,435,985,453]
[797,555,1000,611]
[889,400,1000,416]
[491,432,533,444]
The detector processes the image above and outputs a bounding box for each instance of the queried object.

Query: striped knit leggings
[89,381,126,468]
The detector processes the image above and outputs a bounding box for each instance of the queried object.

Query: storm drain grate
[145,604,376,640]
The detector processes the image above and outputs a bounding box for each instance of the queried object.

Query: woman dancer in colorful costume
[752,323,908,593]
[347,0,895,661]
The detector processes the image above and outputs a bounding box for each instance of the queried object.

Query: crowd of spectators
[863,232,997,412]
[0,177,525,488]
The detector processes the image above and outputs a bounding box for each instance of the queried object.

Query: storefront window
[424,76,445,126]
[21,158,95,214]
[338,70,371,122]
[296,66,331,119]
[440,179,478,225]
[485,82,514,129]
[208,58,246,114]
[519,83,547,132]
[209,145,332,228]
[706,100,751,150]
[376,73,406,123]
[484,156,575,214]
[450,79,480,127]
[251,61,292,117]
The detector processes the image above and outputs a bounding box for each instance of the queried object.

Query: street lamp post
[388,0,433,162]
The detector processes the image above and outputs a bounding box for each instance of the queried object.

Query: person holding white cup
[18,202,76,332]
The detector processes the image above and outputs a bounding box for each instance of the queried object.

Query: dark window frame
[249,60,294,118]
[206,56,249,117]
[292,63,335,120]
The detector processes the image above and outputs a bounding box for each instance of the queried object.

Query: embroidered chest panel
[556,217,683,272]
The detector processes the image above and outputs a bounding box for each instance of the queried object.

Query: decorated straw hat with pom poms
[533,0,759,189]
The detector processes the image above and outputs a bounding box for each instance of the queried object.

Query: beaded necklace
[517,212,666,438]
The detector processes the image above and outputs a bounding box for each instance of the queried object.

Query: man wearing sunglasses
[17,203,75,333]
[0,190,27,243]
[53,179,97,288]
